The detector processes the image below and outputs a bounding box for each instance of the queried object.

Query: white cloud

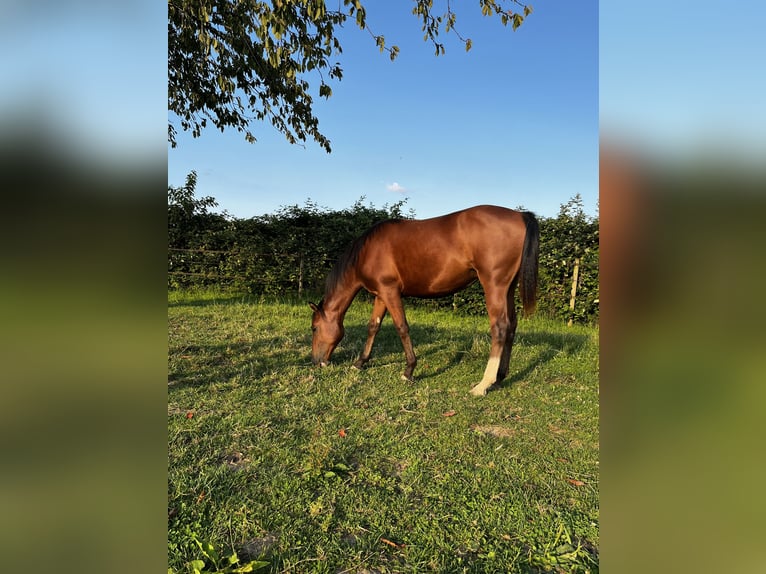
[386,182,407,193]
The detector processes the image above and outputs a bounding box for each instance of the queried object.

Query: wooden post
[568,257,580,327]
[298,254,304,296]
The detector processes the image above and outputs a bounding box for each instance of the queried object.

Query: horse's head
[309,301,344,367]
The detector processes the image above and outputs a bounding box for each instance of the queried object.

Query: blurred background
[0,1,166,573]
[600,2,766,572]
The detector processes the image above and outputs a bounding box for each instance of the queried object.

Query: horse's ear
[309,302,319,312]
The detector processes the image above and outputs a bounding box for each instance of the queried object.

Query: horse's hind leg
[470,283,511,397]
[353,296,387,369]
[496,283,519,383]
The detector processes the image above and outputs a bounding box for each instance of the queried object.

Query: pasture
[168,289,599,573]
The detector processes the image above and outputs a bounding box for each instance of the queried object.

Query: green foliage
[525,522,599,573]
[168,171,220,246]
[230,197,410,294]
[169,526,268,574]
[537,194,599,324]
[168,172,235,289]
[168,1,531,150]
[168,183,412,295]
[168,175,598,323]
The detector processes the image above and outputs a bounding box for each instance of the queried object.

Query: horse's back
[358,205,529,296]
[456,204,529,251]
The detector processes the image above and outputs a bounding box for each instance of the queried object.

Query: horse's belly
[401,268,477,298]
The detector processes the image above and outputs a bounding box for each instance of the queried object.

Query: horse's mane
[324,219,401,298]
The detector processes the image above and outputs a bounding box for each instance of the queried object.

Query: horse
[309,205,539,396]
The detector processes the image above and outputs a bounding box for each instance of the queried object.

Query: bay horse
[309,205,539,396]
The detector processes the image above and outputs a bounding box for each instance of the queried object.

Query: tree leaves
[318,83,332,98]
[169,1,532,150]
[169,0,345,152]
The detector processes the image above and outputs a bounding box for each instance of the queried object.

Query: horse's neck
[324,273,360,319]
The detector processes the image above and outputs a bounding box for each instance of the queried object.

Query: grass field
[168,289,599,573]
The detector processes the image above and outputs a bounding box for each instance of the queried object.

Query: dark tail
[519,211,539,316]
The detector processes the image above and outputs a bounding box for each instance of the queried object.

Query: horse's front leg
[381,291,417,381]
[353,296,387,369]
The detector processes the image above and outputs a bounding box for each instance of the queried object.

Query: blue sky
[0,1,165,163]
[168,2,599,220]
[600,1,766,162]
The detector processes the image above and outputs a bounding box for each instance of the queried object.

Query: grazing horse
[309,205,539,396]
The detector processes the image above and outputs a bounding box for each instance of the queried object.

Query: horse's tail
[519,211,539,316]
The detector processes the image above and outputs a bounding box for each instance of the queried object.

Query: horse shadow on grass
[168,336,311,394]
[495,329,590,391]
[168,304,589,396]
[339,322,589,390]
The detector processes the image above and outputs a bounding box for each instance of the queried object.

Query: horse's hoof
[401,374,415,383]
[469,385,488,397]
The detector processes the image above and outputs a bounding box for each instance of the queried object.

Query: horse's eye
[311,326,317,332]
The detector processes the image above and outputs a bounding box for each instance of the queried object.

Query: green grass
[168,289,599,573]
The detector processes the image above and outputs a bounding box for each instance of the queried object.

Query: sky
[0,1,165,164]
[167,2,599,220]
[600,1,766,164]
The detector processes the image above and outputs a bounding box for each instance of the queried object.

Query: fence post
[567,257,580,327]
[298,254,304,296]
